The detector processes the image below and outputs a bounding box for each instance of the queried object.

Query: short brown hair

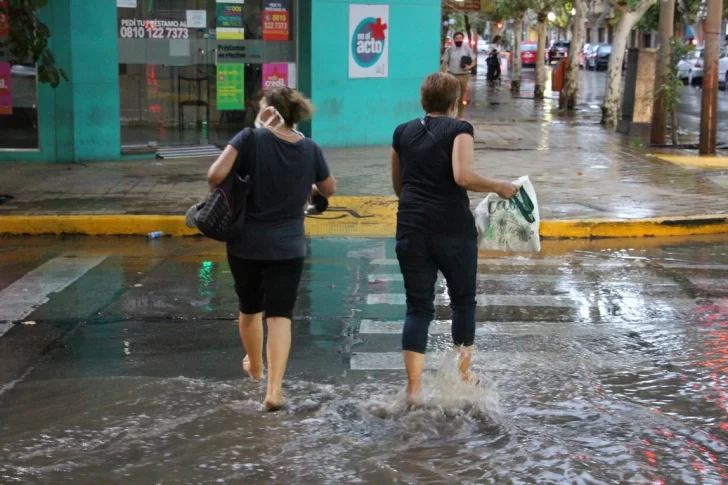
[420,72,460,114]
[262,86,314,126]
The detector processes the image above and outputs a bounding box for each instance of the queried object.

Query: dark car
[588,44,611,71]
[548,40,570,64]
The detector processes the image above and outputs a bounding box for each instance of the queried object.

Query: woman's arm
[391,149,402,197]
[315,175,337,198]
[451,133,518,198]
[207,145,239,190]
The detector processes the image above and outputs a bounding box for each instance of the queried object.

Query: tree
[4,0,67,87]
[561,0,587,110]
[531,0,560,99]
[494,0,530,93]
[601,0,657,128]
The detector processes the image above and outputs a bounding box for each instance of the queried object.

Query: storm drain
[0,195,13,205]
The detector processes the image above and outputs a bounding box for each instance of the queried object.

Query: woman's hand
[496,181,519,199]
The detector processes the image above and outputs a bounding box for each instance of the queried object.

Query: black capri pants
[227,253,305,320]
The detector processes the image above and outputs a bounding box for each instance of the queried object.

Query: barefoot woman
[208,87,336,410]
[390,73,517,404]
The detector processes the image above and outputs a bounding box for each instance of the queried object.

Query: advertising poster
[216,0,245,40]
[186,10,207,29]
[0,62,12,115]
[262,0,290,41]
[0,0,8,38]
[217,63,245,111]
[262,63,289,88]
[349,4,389,79]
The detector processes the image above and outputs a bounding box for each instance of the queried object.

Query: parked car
[587,44,611,71]
[548,40,570,64]
[579,43,591,68]
[686,48,704,86]
[584,44,600,70]
[521,42,539,66]
[719,47,728,90]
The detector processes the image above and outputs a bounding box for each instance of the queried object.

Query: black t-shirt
[226,128,331,260]
[392,116,476,239]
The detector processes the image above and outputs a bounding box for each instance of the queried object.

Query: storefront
[0,0,440,162]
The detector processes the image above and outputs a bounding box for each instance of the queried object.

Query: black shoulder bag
[194,129,255,241]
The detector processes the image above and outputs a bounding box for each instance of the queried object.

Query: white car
[677,48,704,85]
[719,47,728,90]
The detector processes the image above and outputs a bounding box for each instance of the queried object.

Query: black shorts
[227,254,305,319]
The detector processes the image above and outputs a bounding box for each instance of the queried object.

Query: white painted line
[368,274,678,285]
[350,351,645,371]
[369,258,635,268]
[366,294,577,308]
[359,319,567,335]
[0,254,107,336]
[661,264,728,271]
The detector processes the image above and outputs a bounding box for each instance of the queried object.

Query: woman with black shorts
[390,73,517,405]
[207,87,336,410]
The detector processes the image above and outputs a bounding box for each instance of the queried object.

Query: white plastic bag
[475,176,541,253]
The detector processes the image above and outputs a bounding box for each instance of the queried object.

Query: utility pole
[650,0,675,145]
[699,0,724,154]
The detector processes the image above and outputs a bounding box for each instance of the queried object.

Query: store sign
[263,63,289,88]
[216,0,244,40]
[0,62,11,115]
[0,0,8,38]
[349,4,389,79]
[186,10,207,29]
[119,19,189,39]
[217,43,247,62]
[217,63,245,110]
[262,0,290,41]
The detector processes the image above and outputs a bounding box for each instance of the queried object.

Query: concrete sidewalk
[1,82,727,238]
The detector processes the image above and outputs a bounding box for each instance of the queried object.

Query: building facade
[0,0,440,162]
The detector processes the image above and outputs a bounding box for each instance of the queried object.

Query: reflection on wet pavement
[0,236,727,484]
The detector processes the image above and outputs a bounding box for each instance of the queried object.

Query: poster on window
[263,63,289,88]
[217,63,245,111]
[0,0,9,38]
[348,4,389,79]
[216,0,245,40]
[0,62,11,115]
[262,0,290,41]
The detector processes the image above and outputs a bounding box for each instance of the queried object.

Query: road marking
[661,264,728,271]
[368,274,679,285]
[0,254,107,337]
[365,294,577,308]
[369,258,635,268]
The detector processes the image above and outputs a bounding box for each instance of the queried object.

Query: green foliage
[4,0,68,87]
[657,39,690,145]
[636,2,659,32]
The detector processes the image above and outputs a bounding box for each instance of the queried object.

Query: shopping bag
[475,176,541,253]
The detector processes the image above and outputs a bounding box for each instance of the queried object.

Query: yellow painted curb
[1,196,726,239]
[649,154,728,169]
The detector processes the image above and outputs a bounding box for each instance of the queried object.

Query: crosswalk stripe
[366,294,578,308]
[661,263,728,271]
[368,274,679,285]
[0,254,107,336]
[350,351,644,371]
[369,258,636,268]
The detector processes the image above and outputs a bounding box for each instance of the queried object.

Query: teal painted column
[50,0,121,162]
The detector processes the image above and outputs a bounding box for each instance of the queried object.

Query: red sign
[262,9,289,41]
[0,0,9,38]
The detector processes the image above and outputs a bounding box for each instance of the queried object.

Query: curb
[0,214,727,239]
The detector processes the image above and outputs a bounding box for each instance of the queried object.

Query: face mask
[255,106,305,138]
[454,41,463,47]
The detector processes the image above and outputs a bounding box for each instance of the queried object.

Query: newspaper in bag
[475,176,541,253]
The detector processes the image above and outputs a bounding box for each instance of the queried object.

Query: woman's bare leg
[239,312,264,380]
[457,345,477,384]
[403,350,425,405]
[264,316,291,410]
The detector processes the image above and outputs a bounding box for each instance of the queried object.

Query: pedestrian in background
[440,32,476,119]
[207,87,336,410]
[390,72,517,405]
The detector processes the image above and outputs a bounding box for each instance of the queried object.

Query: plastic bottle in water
[147,231,163,239]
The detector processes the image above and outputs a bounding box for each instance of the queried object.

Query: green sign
[217,63,245,111]
[216,1,245,39]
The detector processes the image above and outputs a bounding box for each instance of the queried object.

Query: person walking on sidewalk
[441,32,476,119]
[390,72,517,405]
[207,87,336,411]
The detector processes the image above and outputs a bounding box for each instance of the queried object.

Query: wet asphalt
[0,235,727,484]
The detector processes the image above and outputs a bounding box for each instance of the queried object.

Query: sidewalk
[1,81,727,238]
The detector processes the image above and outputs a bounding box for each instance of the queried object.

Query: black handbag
[460,55,473,69]
[194,129,255,241]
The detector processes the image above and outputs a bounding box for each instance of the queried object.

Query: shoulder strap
[419,118,450,160]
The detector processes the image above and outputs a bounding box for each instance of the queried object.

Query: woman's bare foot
[243,355,263,380]
[263,387,284,411]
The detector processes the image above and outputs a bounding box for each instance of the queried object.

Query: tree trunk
[511,17,524,93]
[601,5,654,128]
[671,108,679,146]
[535,13,547,100]
[561,0,587,110]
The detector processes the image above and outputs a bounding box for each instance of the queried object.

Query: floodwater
[0,236,727,484]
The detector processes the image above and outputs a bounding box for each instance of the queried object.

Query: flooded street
[1,236,727,484]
